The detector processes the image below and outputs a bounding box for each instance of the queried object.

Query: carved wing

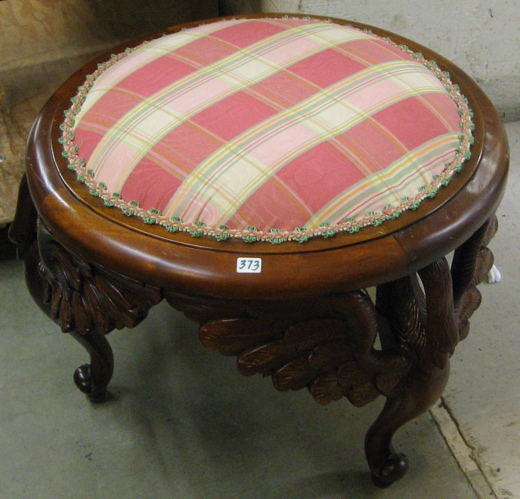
[199,291,410,407]
[34,222,162,335]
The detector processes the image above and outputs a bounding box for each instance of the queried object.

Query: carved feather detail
[451,216,498,340]
[199,292,411,407]
[456,287,482,340]
[195,218,499,409]
[37,222,162,335]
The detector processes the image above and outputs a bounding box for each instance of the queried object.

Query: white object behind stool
[487,264,502,283]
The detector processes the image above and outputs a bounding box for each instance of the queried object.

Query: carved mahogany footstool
[10,14,508,486]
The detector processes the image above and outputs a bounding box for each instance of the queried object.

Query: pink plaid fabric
[63,18,473,243]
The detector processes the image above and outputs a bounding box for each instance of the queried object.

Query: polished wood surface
[11,14,509,487]
[23,14,508,300]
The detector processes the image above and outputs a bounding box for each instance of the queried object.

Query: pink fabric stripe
[141,120,225,176]
[288,47,367,87]
[121,158,182,212]
[420,92,461,130]
[247,70,318,109]
[233,140,366,227]
[209,19,289,48]
[118,56,197,98]
[228,174,315,230]
[173,36,241,67]
[190,91,279,141]
[338,119,407,174]
[374,96,451,150]
[341,38,416,65]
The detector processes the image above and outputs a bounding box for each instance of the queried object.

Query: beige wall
[221,0,520,123]
[0,0,217,224]
[1,0,217,71]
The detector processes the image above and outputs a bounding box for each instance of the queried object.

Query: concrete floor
[0,122,518,498]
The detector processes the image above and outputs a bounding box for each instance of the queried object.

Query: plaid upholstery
[63,18,473,243]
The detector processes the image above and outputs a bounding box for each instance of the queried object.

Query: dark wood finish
[10,14,509,486]
[164,216,497,486]
[8,175,37,258]
[20,218,162,401]
[0,224,16,259]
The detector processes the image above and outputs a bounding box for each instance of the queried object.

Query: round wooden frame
[25,14,507,299]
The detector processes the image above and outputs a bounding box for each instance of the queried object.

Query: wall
[220,0,520,122]
[0,0,217,224]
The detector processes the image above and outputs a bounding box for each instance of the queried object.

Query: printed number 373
[236,258,262,273]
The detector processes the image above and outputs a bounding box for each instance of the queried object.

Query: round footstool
[10,14,508,486]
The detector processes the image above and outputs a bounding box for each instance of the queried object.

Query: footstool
[10,14,509,486]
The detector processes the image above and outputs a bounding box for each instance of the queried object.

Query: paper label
[236,258,262,273]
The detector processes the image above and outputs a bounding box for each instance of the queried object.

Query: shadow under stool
[9,14,509,487]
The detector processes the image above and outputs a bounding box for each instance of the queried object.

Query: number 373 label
[236,257,262,273]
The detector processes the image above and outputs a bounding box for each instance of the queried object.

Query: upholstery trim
[61,18,474,244]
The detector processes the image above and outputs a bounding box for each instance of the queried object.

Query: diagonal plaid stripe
[65,18,473,243]
[79,20,368,190]
[308,133,459,226]
[168,61,448,223]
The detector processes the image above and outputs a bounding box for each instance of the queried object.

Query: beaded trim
[61,19,474,244]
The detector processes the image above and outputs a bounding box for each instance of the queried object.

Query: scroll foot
[365,366,449,487]
[74,365,108,403]
[70,329,114,403]
[18,221,161,400]
[370,452,408,488]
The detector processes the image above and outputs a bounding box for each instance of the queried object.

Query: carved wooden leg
[14,218,162,401]
[451,216,498,340]
[367,215,498,486]
[179,287,442,486]
[8,174,37,258]
[174,291,412,483]
[365,365,449,486]
[70,329,114,402]
[19,225,115,401]
[369,258,457,486]
[167,217,498,486]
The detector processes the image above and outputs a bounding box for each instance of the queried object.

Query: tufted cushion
[62,17,473,243]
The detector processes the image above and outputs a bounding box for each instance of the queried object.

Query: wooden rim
[26,14,509,300]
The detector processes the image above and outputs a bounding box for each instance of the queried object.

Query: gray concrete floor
[0,122,518,498]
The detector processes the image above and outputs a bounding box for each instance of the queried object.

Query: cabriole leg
[368,215,498,486]
[70,329,114,402]
[369,258,457,486]
[12,216,161,401]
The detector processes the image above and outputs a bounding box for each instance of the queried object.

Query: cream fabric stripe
[76,19,293,117]
[80,22,366,189]
[169,62,445,222]
[308,133,458,226]
[74,25,230,120]
[171,68,441,221]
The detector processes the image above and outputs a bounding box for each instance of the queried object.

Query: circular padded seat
[63,17,473,244]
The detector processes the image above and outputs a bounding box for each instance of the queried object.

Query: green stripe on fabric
[307,133,459,227]
[81,21,367,186]
[165,61,447,221]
